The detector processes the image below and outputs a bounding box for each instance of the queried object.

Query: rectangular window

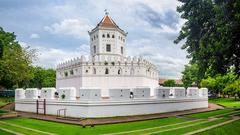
[106,44,111,52]
[121,47,123,54]
[94,45,96,53]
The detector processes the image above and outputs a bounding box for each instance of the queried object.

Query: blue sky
[0,0,188,79]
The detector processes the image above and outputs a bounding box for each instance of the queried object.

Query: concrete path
[184,116,240,135]
[0,121,57,135]
[0,127,25,135]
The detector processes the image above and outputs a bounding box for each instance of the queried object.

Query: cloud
[135,3,179,29]
[30,33,40,39]
[127,38,188,79]
[44,19,93,39]
[1,0,188,79]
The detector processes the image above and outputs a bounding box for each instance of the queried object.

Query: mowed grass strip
[0,129,15,135]
[150,118,228,135]
[109,119,206,135]
[0,122,44,135]
[196,120,240,135]
[0,121,56,135]
[209,98,240,108]
[214,110,240,118]
[186,109,233,119]
[2,117,186,135]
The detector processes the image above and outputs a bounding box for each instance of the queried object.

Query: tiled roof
[98,15,118,28]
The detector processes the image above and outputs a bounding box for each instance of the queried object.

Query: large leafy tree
[175,0,240,78]
[163,80,176,87]
[0,27,36,89]
[28,67,56,89]
[181,64,200,87]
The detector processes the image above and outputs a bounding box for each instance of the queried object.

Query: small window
[91,38,93,41]
[94,45,96,53]
[107,34,110,38]
[106,44,111,52]
[94,35,95,40]
[118,68,122,75]
[86,70,88,73]
[112,35,115,38]
[123,39,125,42]
[105,68,109,74]
[102,34,105,38]
[64,72,68,77]
[70,70,74,75]
[121,47,123,54]
[96,35,98,38]
[93,68,96,74]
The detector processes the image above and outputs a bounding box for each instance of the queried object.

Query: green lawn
[197,120,240,135]
[209,98,240,108]
[0,97,14,107]
[0,129,13,135]
[0,109,239,135]
[186,109,233,119]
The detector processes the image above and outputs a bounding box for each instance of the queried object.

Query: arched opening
[93,68,96,74]
[107,34,110,38]
[112,35,115,38]
[105,68,109,74]
[102,34,105,38]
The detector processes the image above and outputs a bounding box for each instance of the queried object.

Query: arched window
[105,68,109,74]
[112,35,115,38]
[93,68,96,74]
[102,34,105,38]
[93,45,96,53]
[107,34,110,38]
[121,47,123,54]
[118,68,122,75]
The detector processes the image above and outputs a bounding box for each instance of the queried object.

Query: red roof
[98,15,118,28]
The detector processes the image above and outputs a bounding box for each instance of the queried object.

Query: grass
[186,109,233,119]
[0,110,8,114]
[209,98,240,108]
[0,129,13,135]
[0,117,186,135]
[154,118,228,135]
[0,109,238,135]
[196,120,240,135]
[0,97,14,107]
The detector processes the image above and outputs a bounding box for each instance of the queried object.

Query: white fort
[15,13,208,118]
[56,14,159,97]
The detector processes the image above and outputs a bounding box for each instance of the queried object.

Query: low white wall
[15,98,208,118]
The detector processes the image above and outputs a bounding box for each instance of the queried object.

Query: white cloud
[44,19,93,39]
[30,33,40,39]
[127,39,188,79]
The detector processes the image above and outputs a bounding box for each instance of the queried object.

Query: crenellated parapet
[56,55,159,80]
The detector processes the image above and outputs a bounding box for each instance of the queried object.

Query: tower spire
[104,9,109,15]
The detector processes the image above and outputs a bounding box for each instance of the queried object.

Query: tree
[163,80,176,87]
[224,79,240,99]
[28,67,56,88]
[175,0,240,78]
[181,64,200,88]
[0,27,36,89]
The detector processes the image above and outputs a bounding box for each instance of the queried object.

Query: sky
[0,0,188,79]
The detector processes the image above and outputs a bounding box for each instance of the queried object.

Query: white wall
[15,98,208,118]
